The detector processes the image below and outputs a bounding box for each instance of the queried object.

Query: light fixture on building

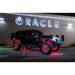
[0,17,5,24]
[66,23,73,29]
[67,23,72,27]
[0,18,4,21]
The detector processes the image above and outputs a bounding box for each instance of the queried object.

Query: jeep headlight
[51,36,59,42]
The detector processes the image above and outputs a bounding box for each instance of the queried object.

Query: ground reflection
[20,48,64,56]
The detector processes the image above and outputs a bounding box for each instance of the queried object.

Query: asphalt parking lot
[0,46,75,62]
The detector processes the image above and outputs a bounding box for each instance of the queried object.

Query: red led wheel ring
[14,43,18,49]
[42,44,49,53]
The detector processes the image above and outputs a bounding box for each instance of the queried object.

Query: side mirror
[50,35,53,39]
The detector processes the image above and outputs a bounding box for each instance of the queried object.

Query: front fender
[39,38,50,45]
[13,39,21,45]
[39,38,52,46]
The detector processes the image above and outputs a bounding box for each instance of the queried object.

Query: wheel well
[40,41,53,55]
[39,39,53,46]
[13,39,21,44]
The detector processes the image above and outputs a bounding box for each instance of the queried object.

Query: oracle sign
[15,16,59,28]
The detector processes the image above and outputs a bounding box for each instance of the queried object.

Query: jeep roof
[15,29,43,33]
[14,29,43,37]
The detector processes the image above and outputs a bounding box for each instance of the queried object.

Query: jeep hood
[40,35,52,39]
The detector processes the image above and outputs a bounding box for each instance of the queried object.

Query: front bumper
[53,41,63,46]
[56,41,63,46]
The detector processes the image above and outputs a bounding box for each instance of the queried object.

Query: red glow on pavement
[51,52,59,55]
[50,51,62,55]
[20,48,64,56]
[25,52,40,56]
[20,48,31,51]
[20,48,26,51]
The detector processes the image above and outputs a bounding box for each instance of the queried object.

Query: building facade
[0,13,75,47]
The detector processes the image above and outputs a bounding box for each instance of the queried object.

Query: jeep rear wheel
[40,42,53,55]
[13,42,21,51]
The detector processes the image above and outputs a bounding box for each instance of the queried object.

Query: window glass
[22,31,26,37]
[56,35,59,38]
[50,34,53,39]
[61,35,64,41]
[27,31,35,36]
[35,31,42,36]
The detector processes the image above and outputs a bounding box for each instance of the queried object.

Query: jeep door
[34,31,41,45]
[26,31,35,45]
[20,31,27,45]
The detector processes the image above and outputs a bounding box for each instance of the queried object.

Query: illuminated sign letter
[15,16,23,25]
[25,18,31,26]
[32,18,39,26]
[48,20,52,27]
[40,19,46,27]
[54,21,59,28]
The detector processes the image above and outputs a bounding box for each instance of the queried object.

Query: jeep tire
[53,45,60,52]
[13,42,21,51]
[40,42,53,55]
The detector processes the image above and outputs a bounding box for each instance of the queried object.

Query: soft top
[15,29,43,33]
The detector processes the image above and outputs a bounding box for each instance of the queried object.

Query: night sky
[40,10,75,17]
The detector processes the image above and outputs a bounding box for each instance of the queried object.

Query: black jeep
[13,29,63,55]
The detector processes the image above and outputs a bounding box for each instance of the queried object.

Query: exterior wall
[0,13,75,47]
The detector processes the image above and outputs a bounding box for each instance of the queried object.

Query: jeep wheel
[40,42,53,55]
[13,42,21,51]
[53,45,60,52]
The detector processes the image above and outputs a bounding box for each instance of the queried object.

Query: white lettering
[16,16,60,28]
[40,19,46,27]
[32,18,39,26]
[48,20,52,27]
[54,21,59,28]
[25,18,31,26]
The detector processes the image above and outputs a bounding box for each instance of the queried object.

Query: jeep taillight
[13,38,15,40]
[14,40,20,44]
[13,38,20,44]
[15,40,18,42]
[42,39,45,42]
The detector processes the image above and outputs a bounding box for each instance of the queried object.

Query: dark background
[40,10,75,16]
